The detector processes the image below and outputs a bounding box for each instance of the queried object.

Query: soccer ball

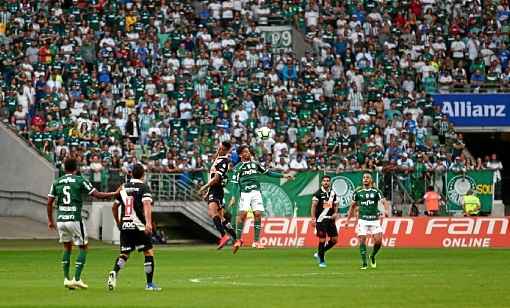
[256,127,271,140]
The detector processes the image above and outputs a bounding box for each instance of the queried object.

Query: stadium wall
[0,123,56,223]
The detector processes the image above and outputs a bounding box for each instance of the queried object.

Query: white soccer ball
[257,127,272,140]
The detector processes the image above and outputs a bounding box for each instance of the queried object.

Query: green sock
[360,243,367,265]
[236,221,244,240]
[74,250,87,281]
[62,251,71,279]
[254,219,261,242]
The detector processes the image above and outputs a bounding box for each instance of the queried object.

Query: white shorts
[356,219,383,236]
[57,220,88,246]
[239,190,265,213]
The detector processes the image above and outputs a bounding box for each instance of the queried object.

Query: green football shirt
[231,161,281,193]
[352,186,383,221]
[48,174,95,222]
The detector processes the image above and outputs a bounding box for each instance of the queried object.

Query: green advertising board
[445,170,494,214]
[224,171,378,218]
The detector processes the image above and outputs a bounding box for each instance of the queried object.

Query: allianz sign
[442,101,506,118]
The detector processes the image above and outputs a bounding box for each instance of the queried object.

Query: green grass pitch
[0,240,508,307]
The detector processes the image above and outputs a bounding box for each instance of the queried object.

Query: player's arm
[199,173,221,194]
[258,162,294,180]
[310,196,318,226]
[143,200,153,234]
[381,198,390,217]
[47,196,56,230]
[112,201,121,230]
[228,167,240,206]
[47,184,56,230]
[347,200,358,220]
[91,185,121,199]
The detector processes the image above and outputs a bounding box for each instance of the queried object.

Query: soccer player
[107,164,161,291]
[47,157,119,289]
[347,172,389,270]
[230,145,293,253]
[198,141,236,249]
[310,175,339,268]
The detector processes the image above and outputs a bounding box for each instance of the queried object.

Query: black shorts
[316,220,338,238]
[206,186,224,208]
[120,229,153,253]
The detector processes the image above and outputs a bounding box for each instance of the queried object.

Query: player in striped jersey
[199,141,236,249]
[310,175,339,268]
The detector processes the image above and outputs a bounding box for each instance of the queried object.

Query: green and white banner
[257,25,293,51]
[446,170,494,214]
[225,171,374,217]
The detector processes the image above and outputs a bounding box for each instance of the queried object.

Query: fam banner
[240,217,510,248]
[432,94,510,127]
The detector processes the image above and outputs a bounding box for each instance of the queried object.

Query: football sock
[113,255,128,273]
[62,250,71,279]
[318,241,325,263]
[213,216,226,237]
[144,256,154,284]
[74,250,87,281]
[235,221,244,240]
[371,242,382,258]
[324,240,336,252]
[254,219,261,242]
[360,243,367,265]
[223,220,236,239]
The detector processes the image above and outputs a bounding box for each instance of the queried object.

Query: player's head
[219,141,232,156]
[321,175,331,190]
[362,172,373,187]
[132,163,145,180]
[238,144,252,161]
[64,157,78,174]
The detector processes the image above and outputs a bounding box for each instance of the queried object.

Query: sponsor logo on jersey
[59,206,77,212]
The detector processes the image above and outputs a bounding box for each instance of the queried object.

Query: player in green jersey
[47,158,119,289]
[230,145,293,253]
[347,172,390,270]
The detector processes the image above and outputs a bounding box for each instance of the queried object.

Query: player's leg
[315,224,327,267]
[356,220,369,269]
[57,222,74,288]
[252,190,265,248]
[370,224,384,268]
[233,210,247,253]
[72,244,88,288]
[71,220,88,288]
[141,233,161,291]
[208,201,226,237]
[62,242,74,289]
[221,208,236,240]
[324,220,338,252]
[108,231,132,290]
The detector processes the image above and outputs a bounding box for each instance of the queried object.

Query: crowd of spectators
[0,0,506,198]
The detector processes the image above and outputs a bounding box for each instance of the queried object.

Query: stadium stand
[0,0,505,213]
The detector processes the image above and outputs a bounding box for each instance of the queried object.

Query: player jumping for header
[230,145,293,253]
[198,141,236,249]
[347,172,390,270]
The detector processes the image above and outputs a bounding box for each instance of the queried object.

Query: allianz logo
[442,101,506,117]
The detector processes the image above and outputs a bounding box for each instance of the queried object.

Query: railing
[145,173,203,203]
